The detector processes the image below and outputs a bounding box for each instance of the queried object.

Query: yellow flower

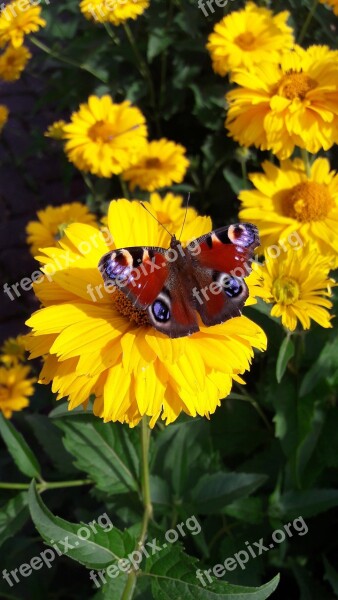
[63,95,148,178]
[0,0,46,49]
[226,45,338,159]
[26,203,98,257]
[319,0,338,15]
[25,199,266,427]
[253,246,334,331]
[0,104,8,132]
[0,336,27,367]
[149,192,198,246]
[80,0,149,25]
[0,364,35,418]
[122,139,189,191]
[44,120,67,140]
[239,157,338,265]
[0,44,31,81]
[207,2,293,77]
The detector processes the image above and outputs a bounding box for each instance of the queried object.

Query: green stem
[103,22,120,44]
[298,0,319,45]
[0,479,92,491]
[119,175,131,200]
[121,417,153,600]
[234,384,272,433]
[30,36,108,83]
[123,23,160,135]
[301,148,311,178]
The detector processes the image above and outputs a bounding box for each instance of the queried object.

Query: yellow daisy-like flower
[207,2,293,78]
[254,246,334,331]
[63,95,148,178]
[26,203,98,257]
[44,120,67,140]
[226,45,338,159]
[149,192,198,246]
[0,336,27,367]
[319,0,338,15]
[122,139,189,192]
[0,44,31,81]
[239,157,338,265]
[0,104,8,132]
[25,199,266,427]
[0,364,35,418]
[0,0,46,49]
[80,0,149,25]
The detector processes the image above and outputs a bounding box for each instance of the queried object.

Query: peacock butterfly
[98,222,259,338]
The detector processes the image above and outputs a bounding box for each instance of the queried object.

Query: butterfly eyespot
[220,275,243,298]
[151,299,171,323]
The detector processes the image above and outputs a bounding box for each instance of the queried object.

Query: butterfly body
[99,223,259,338]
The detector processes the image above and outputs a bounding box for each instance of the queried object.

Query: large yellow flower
[0,105,8,132]
[26,203,98,257]
[207,2,293,77]
[63,95,148,178]
[0,364,35,418]
[254,246,334,331]
[319,0,338,15]
[226,45,338,159]
[0,44,31,81]
[122,139,189,191]
[0,1,46,49]
[25,199,266,427]
[80,0,149,25]
[239,157,338,265]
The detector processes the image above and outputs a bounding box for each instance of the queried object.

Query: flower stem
[121,417,153,600]
[119,175,131,200]
[0,479,92,491]
[298,0,319,45]
[30,36,108,83]
[123,23,160,135]
[301,148,311,178]
[103,22,120,44]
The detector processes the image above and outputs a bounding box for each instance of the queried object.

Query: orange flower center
[277,71,317,100]
[282,181,334,222]
[88,120,116,143]
[235,31,256,50]
[0,384,9,402]
[112,289,149,326]
[145,158,161,169]
[272,276,299,305]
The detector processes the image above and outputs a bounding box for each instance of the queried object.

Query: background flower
[207,2,293,77]
[80,0,150,25]
[239,157,338,264]
[0,44,31,81]
[0,0,46,48]
[63,95,148,177]
[26,203,98,256]
[226,45,338,158]
[0,364,35,418]
[0,104,8,131]
[122,139,189,191]
[254,246,334,331]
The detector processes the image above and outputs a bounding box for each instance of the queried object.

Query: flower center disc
[235,31,256,50]
[278,71,317,100]
[282,181,334,222]
[88,120,116,143]
[145,157,162,169]
[272,276,300,305]
[112,289,150,326]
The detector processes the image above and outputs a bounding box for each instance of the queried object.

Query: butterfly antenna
[140,202,173,238]
[178,192,190,241]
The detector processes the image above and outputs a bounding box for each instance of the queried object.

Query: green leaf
[323,557,338,596]
[189,472,267,514]
[53,413,139,495]
[147,28,173,62]
[0,492,29,549]
[223,168,245,195]
[272,489,338,519]
[276,336,295,383]
[28,481,133,569]
[0,414,41,479]
[146,545,279,599]
[300,339,338,397]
